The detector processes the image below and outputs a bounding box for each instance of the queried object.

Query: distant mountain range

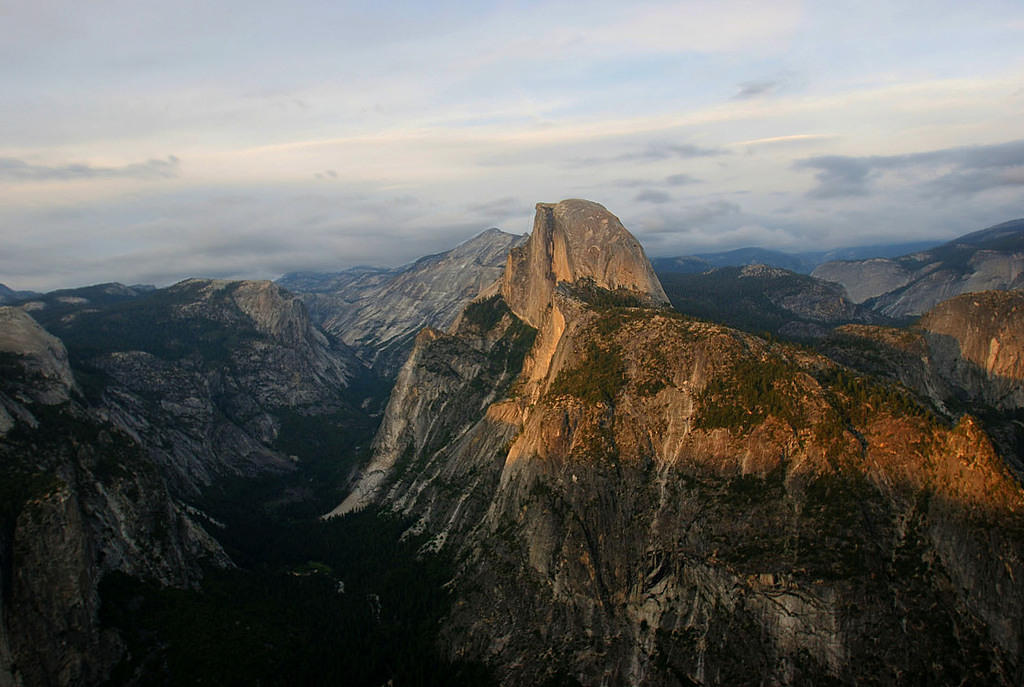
[278,228,526,377]
[812,218,1024,317]
[651,240,941,275]
[651,219,1024,323]
[655,263,888,341]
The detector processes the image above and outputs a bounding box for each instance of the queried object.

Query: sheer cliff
[337,200,1024,685]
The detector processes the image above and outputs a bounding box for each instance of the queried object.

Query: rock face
[812,258,915,304]
[813,218,1024,317]
[822,290,1024,414]
[279,228,526,377]
[338,201,1024,685]
[30,279,380,496]
[918,291,1024,410]
[0,307,76,408]
[502,200,668,328]
[1,307,228,687]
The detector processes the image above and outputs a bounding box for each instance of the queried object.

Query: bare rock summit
[502,199,668,328]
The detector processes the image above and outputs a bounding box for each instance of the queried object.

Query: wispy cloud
[465,196,525,217]
[793,156,872,198]
[0,156,180,182]
[664,173,700,186]
[641,200,743,234]
[731,134,836,148]
[569,141,725,167]
[734,80,783,99]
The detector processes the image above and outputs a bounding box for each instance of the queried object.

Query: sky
[2,0,1023,291]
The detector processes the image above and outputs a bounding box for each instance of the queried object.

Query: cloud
[795,139,1024,198]
[465,196,525,217]
[634,190,673,204]
[731,134,836,149]
[641,200,743,234]
[734,80,782,99]
[664,173,700,186]
[0,185,507,291]
[927,167,1024,196]
[675,200,743,227]
[622,142,724,162]
[603,178,648,188]
[793,156,872,198]
[0,156,180,182]
[732,70,802,100]
[569,141,725,167]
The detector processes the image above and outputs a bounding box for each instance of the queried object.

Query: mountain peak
[502,199,667,327]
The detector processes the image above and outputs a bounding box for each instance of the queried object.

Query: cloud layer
[2,1,1024,291]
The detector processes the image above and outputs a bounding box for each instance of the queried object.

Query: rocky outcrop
[0,307,76,410]
[502,200,667,328]
[338,201,1024,685]
[279,228,526,377]
[1,307,228,686]
[822,291,1024,415]
[812,258,914,304]
[813,219,1024,317]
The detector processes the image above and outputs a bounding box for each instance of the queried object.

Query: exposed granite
[338,201,1024,685]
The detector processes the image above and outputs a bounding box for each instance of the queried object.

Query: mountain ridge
[813,218,1024,316]
[278,227,526,377]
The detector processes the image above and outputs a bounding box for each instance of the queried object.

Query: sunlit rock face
[502,199,668,328]
[821,289,1024,471]
[336,201,1024,685]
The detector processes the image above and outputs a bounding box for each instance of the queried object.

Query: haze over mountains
[2,201,1024,686]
